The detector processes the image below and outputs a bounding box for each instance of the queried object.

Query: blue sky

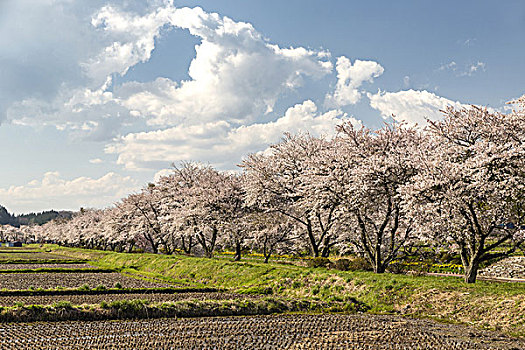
[0,0,523,213]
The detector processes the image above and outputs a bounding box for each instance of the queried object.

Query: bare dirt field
[0,252,74,261]
[0,272,171,290]
[0,314,523,350]
[0,263,96,270]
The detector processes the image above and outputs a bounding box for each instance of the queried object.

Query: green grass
[47,245,525,337]
[49,245,525,297]
[0,297,337,322]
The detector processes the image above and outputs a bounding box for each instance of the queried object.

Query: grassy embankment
[0,298,324,323]
[48,245,525,337]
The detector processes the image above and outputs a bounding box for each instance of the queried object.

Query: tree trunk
[197,228,217,259]
[263,242,271,263]
[151,244,159,254]
[306,220,319,257]
[373,263,386,274]
[181,236,193,254]
[373,244,385,273]
[206,227,218,258]
[160,238,172,255]
[320,241,331,258]
[464,260,480,283]
[233,241,241,261]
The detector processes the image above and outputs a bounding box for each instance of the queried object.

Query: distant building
[3,242,22,247]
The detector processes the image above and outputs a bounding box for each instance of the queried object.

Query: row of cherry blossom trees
[35,164,300,262]
[28,98,525,283]
[0,224,32,243]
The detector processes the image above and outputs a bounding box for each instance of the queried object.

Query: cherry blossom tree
[242,133,343,258]
[160,163,234,258]
[118,190,167,254]
[214,174,253,261]
[38,219,67,244]
[404,104,525,283]
[249,211,300,263]
[317,122,422,273]
[153,165,199,255]
[0,224,23,242]
[81,209,110,250]
[101,206,137,252]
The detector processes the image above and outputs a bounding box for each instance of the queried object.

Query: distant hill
[0,205,73,227]
[0,206,17,226]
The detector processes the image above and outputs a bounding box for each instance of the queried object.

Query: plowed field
[0,272,170,290]
[0,314,523,350]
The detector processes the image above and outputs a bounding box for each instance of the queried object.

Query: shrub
[238,286,274,295]
[78,284,90,291]
[437,251,461,265]
[332,258,351,271]
[26,304,43,311]
[310,285,320,295]
[387,261,408,274]
[410,262,431,276]
[306,257,330,268]
[53,301,73,309]
[346,257,373,272]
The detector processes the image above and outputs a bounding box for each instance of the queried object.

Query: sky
[0,0,524,214]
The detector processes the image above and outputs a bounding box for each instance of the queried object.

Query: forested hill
[0,206,17,226]
[0,205,73,226]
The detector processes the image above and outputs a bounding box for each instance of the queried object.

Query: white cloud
[439,61,457,71]
[462,38,476,47]
[8,80,134,141]
[0,0,103,125]
[5,3,334,139]
[368,89,467,126]
[403,76,410,88]
[460,61,486,77]
[106,100,360,170]
[153,168,175,182]
[1,1,149,138]
[0,172,139,213]
[438,60,485,77]
[2,2,178,136]
[84,4,177,85]
[117,6,333,126]
[89,158,104,164]
[325,56,383,108]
